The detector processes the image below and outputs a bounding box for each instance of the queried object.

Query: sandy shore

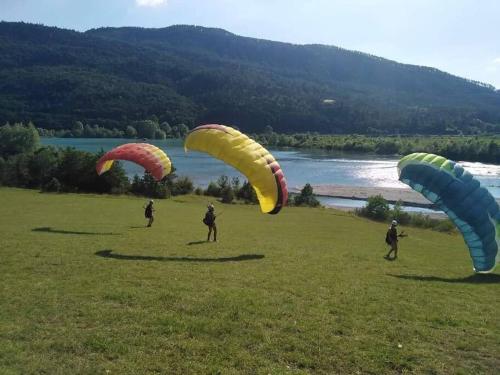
[292,184,433,207]
[291,184,500,218]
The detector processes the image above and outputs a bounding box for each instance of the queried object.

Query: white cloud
[136,0,167,7]
[493,57,500,64]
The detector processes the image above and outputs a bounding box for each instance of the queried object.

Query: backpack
[203,212,214,226]
[385,229,392,245]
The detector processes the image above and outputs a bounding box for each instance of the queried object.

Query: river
[41,138,500,210]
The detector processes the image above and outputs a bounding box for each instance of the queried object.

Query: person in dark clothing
[144,200,155,227]
[384,220,400,260]
[204,203,217,242]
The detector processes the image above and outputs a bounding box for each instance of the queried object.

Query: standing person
[203,203,217,242]
[144,200,155,227]
[384,220,400,260]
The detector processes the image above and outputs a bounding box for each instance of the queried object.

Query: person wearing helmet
[384,220,400,260]
[144,200,155,227]
[203,203,217,242]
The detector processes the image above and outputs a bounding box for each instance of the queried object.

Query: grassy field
[0,188,498,374]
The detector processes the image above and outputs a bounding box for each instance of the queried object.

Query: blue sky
[2,0,499,88]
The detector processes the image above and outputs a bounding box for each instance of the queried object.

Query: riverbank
[292,184,433,207]
[292,184,500,218]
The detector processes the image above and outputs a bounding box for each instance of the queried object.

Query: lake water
[41,138,500,209]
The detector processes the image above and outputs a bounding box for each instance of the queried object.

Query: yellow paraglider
[184,124,288,214]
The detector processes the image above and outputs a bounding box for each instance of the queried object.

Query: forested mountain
[1,21,499,134]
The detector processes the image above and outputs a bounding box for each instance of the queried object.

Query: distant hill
[1,21,499,134]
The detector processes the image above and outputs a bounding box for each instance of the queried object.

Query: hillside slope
[1,22,499,134]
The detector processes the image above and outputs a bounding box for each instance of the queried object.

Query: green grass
[0,188,498,374]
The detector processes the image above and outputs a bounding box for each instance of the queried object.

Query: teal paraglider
[398,153,499,273]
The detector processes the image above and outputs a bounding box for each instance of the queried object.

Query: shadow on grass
[187,241,209,246]
[387,273,500,284]
[129,226,147,229]
[95,250,265,263]
[33,227,119,236]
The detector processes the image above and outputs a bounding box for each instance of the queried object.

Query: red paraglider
[96,143,172,181]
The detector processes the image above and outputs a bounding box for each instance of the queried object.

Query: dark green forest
[1,22,499,134]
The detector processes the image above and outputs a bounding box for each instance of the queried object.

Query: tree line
[253,129,500,163]
[4,120,500,163]
[0,122,192,196]
[37,119,190,139]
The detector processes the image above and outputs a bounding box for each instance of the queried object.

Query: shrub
[204,182,220,197]
[125,126,137,138]
[221,186,235,204]
[434,220,455,232]
[42,177,61,192]
[0,122,40,158]
[294,183,320,207]
[356,196,455,233]
[130,172,171,199]
[171,176,194,195]
[194,187,203,195]
[134,120,158,139]
[358,195,389,220]
[154,129,166,140]
[236,181,258,204]
[231,177,241,195]
[217,175,229,190]
[391,200,411,225]
[0,156,4,185]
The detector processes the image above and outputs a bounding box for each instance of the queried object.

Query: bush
[410,212,435,228]
[0,156,4,185]
[154,129,166,140]
[391,200,411,225]
[356,196,455,233]
[42,177,61,192]
[434,220,455,232]
[134,120,158,139]
[294,183,320,207]
[0,122,40,158]
[125,126,137,138]
[204,181,220,197]
[358,195,389,220]
[236,181,258,204]
[217,175,229,191]
[3,153,32,188]
[221,186,235,204]
[194,187,203,195]
[130,172,171,199]
[171,176,194,195]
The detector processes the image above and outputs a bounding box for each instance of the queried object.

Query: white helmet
[391,220,398,226]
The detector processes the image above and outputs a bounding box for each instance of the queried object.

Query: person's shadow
[387,273,500,284]
[187,241,208,246]
[95,250,264,263]
[32,227,119,235]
